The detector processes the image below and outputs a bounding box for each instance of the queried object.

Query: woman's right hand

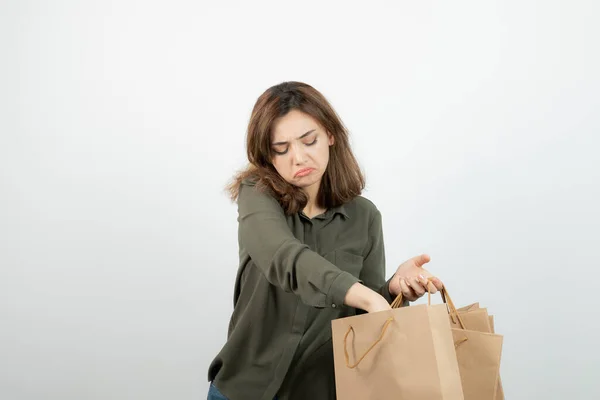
[344,282,392,313]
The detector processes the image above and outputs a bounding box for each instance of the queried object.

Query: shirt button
[332,304,337,308]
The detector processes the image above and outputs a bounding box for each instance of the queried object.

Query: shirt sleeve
[359,208,409,307]
[237,182,360,308]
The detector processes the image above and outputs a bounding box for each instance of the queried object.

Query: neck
[302,182,323,218]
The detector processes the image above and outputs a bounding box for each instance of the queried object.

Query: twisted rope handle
[343,316,395,369]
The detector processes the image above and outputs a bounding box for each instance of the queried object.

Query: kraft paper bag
[331,294,464,400]
[451,329,504,400]
[488,316,504,400]
[449,309,492,332]
[458,302,480,312]
[454,305,504,399]
[445,291,504,400]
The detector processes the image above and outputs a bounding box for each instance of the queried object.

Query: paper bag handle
[391,279,467,330]
[343,316,394,369]
[441,287,467,330]
[390,277,441,308]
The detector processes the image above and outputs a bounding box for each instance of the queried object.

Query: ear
[327,132,335,146]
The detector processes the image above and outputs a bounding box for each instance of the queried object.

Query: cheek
[314,143,331,166]
[271,157,290,177]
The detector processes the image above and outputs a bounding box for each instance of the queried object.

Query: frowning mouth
[294,168,314,178]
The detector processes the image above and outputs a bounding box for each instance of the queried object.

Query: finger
[418,274,433,290]
[400,279,413,297]
[413,254,431,268]
[430,277,444,291]
[410,276,426,296]
[427,281,438,294]
[400,279,417,301]
[417,275,435,294]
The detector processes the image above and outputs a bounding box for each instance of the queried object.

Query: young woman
[207,81,444,400]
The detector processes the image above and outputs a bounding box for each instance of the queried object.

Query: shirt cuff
[381,278,395,303]
[327,271,360,309]
[382,278,409,307]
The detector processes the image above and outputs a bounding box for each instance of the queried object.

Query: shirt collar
[331,203,350,219]
[310,203,349,220]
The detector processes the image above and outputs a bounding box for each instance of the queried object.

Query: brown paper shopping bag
[331,292,464,400]
[489,316,504,400]
[444,290,504,400]
[451,302,505,399]
[450,309,492,332]
[458,302,480,312]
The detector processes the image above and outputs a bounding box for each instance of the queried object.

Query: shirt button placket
[303,215,317,252]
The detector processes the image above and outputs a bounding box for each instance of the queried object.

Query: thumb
[413,254,431,268]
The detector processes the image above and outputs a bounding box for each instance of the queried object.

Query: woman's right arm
[237,183,388,312]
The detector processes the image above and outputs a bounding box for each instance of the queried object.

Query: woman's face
[270,109,334,190]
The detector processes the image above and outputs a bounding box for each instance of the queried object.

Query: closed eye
[271,134,317,156]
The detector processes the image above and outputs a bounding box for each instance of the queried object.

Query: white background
[1,0,599,399]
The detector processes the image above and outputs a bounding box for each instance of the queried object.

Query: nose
[290,142,307,165]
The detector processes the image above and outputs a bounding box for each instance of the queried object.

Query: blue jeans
[207,382,228,400]
[207,382,278,400]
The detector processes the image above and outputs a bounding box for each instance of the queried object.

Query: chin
[292,175,321,188]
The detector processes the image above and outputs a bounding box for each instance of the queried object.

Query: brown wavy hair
[227,81,365,215]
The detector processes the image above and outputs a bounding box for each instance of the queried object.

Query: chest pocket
[333,250,364,279]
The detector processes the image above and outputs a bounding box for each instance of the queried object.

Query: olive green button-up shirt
[208,180,400,400]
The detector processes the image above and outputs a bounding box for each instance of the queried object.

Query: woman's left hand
[388,254,444,302]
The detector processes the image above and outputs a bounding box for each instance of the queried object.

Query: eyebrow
[272,129,316,146]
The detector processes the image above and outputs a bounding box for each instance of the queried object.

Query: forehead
[271,109,321,142]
